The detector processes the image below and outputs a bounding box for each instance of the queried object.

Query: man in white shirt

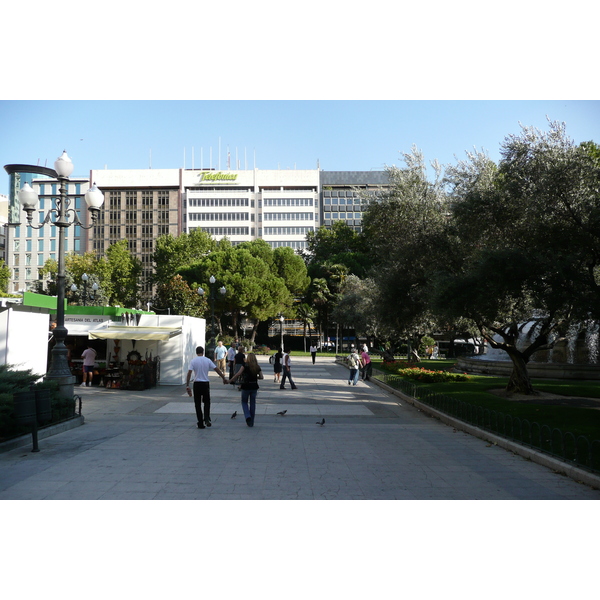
[226,343,236,378]
[280,349,298,390]
[186,346,228,428]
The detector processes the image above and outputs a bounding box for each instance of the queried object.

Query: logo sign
[199,172,238,183]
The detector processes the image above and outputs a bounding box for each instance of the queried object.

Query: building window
[110,191,121,209]
[126,191,137,207]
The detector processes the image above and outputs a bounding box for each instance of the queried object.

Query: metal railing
[377,373,600,474]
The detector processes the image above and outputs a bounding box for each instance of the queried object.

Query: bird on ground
[231,411,237,419]
[316,418,325,426]
[277,410,287,416]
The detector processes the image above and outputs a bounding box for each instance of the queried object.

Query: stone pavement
[1,355,600,500]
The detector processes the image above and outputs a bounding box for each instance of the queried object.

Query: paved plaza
[1,355,599,500]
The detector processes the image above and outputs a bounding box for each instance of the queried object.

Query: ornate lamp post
[197,276,226,355]
[17,151,104,398]
[71,273,99,306]
[279,314,285,351]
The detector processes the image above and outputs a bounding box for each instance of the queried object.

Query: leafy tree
[304,220,369,278]
[273,246,310,297]
[104,240,142,307]
[304,276,335,342]
[34,253,110,306]
[153,274,207,318]
[330,275,388,349]
[152,229,217,288]
[65,252,109,306]
[435,122,600,393]
[361,146,449,346]
[177,245,292,340]
[0,259,12,294]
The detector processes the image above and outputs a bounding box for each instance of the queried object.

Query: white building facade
[182,168,320,251]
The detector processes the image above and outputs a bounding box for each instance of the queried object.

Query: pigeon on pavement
[277,410,287,416]
[316,418,325,426]
[231,411,237,419]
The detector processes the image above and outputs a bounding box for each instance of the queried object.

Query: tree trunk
[250,320,259,346]
[505,350,537,395]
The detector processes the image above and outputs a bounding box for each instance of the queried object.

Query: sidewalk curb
[0,416,85,454]
[372,377,600,490]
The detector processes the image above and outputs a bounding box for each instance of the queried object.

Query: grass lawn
[372,359,600,440]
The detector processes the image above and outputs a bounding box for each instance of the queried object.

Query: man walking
[226,343,236,378]
[80,344,97,387]
[347,347,362,386]
[280,349,297,390]
[186,346,228,429]
[214,340,228,374]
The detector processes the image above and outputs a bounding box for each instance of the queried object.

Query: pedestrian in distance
[360,348,372,381]
[280,349,297,390]
[273,346,283,383]
[228,352,264,427]
[80,344,97,387]
[310,342,317,365]
[214,340,228,374]
[234,346,246,390]
[347,347,362,386]
[226,343,236,378]
[186,346,228,429]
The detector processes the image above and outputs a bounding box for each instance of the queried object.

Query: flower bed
[383,360,470,383]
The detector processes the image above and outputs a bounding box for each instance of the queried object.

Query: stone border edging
[0,416,85,454]
[369,374,600,490]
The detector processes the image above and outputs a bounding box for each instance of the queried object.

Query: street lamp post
[18,151,104,399]
[197,276,226,356]
[279,315,285,351]
[71,273,99,306]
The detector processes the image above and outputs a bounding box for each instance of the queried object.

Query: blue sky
[1,100,599,197]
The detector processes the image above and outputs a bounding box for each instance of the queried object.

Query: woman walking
[234,346,246,390]
[229,352,264,427]
[273,347,283,383]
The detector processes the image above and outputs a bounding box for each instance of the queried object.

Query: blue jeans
[280,366,296,388]
[241,388,257,424]
[349,368,359,385]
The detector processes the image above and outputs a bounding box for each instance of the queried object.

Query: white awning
[88,326,182,341]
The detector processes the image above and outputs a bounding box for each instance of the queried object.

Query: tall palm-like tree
[296,302,316,351]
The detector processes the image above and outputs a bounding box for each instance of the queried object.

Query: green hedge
[0,365,74,442]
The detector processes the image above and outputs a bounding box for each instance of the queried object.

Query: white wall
[0,309,50,377]
[138,314,205,385]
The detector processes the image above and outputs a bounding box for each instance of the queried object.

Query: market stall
[88,314,205,387]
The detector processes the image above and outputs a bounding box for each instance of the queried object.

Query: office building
[4,164,389,297]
